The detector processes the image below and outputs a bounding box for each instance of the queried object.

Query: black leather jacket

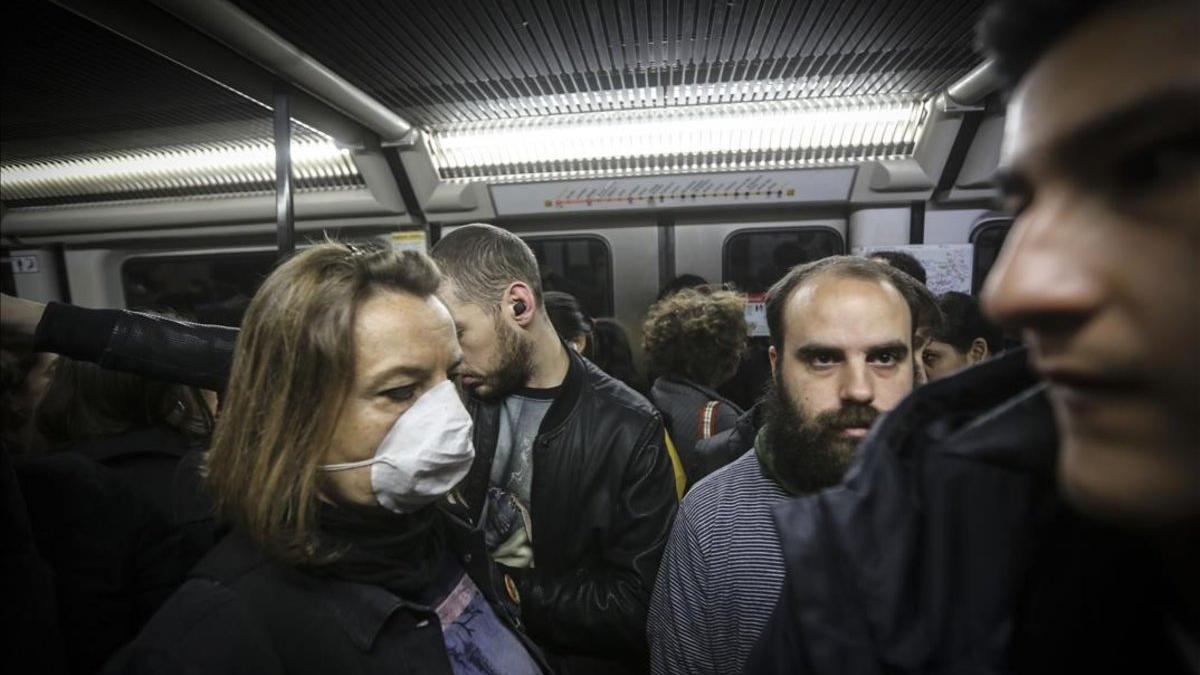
[460,349,678,671]
[34,304,678,670]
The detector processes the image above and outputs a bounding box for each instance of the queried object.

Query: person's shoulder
[73,425,194,464]
[581,357,660,423]
[679,450,765,523]
[15,452,157,530]
[109,577,277,673]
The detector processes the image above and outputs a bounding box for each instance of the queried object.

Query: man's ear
[967,338,990,365]
[768,345,779,382]
[505,282,536,328]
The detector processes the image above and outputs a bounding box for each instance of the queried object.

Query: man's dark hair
[979,0,1140,90]
[544,291,591,342]
[765,256,941,353]
[928,291,1004,354]
[868,250,927,285]
[657,274,710,301]
[430,223,543,311]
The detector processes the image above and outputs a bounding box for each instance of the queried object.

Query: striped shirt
[648,448,790,675]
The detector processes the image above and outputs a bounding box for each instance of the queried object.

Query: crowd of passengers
[2,0,1197,673]
[0,225,1006,674]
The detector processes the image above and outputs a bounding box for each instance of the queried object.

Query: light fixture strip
[427,95,928,183]
[0,138,361,202]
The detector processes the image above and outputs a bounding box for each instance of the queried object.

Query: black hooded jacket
[742,350,1194,674]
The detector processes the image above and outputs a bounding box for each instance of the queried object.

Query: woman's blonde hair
[205,241,441,564]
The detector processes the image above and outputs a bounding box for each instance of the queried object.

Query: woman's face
[323,290,462,506]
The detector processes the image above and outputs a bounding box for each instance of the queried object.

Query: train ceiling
[235,0,986,125]
[1,0,988,204]
[234,0,988,182]
[0,0,359,206]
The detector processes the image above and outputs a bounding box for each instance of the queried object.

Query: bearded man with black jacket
[430,224,680,675]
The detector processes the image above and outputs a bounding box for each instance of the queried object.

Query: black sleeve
[740,585,811,675]
[34,302,238,392]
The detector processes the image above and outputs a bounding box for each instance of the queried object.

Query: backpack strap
[699,400,722,440]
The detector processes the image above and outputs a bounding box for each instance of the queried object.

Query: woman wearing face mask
[104,243,546,675]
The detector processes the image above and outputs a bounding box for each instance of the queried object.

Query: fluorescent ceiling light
[428,95,928,183]
[0,137,359,202]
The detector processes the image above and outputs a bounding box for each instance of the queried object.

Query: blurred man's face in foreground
[983,1,1200,523]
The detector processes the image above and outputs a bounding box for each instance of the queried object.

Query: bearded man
[646,256,937,675]
[430,224,681,675]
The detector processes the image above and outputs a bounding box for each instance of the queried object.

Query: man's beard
[759,376,880,494]
[471,317,534,401]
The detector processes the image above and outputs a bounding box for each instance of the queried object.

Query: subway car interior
[8,1,1196,674]
[1,0,1006,378]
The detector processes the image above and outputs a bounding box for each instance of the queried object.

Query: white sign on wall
[853,244,974,295]
[9,255,39,274]
[744,293,769,338]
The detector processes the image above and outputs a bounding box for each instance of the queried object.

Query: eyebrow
[365,364,431,391]
[1067,86,1197,146]
[795,341,909,358]
[795,344,844,360]
[867,341,910,358]
[1001,86,1200,186]
[367,357,463,389]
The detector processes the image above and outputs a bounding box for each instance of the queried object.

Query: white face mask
[322,380,475,513]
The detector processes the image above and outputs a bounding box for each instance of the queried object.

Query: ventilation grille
[235,0,985,126]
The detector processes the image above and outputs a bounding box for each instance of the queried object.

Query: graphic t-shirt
[485,386,558,568]
[490,387,557,505]
[429,560,542,675]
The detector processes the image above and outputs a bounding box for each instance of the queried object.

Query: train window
[1,254,16,297]
[121,251,278,326]
[722,228,844,294]
[971,219,1013,294]
[525,236,614,318]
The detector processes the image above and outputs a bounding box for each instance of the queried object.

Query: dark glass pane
[121,251,278,326]
[971,220,1012,294]
[722,228,844,294]
[0,252,16,297]
[526,236,613,318]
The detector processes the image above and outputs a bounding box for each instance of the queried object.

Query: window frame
[719,225,846,293]
[119,248,281,323]
[969,216,1013,294]
[522,233,616,317]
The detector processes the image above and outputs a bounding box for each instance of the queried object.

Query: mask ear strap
[320,457,378,472]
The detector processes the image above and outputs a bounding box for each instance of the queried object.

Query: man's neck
[525,317,571,390]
